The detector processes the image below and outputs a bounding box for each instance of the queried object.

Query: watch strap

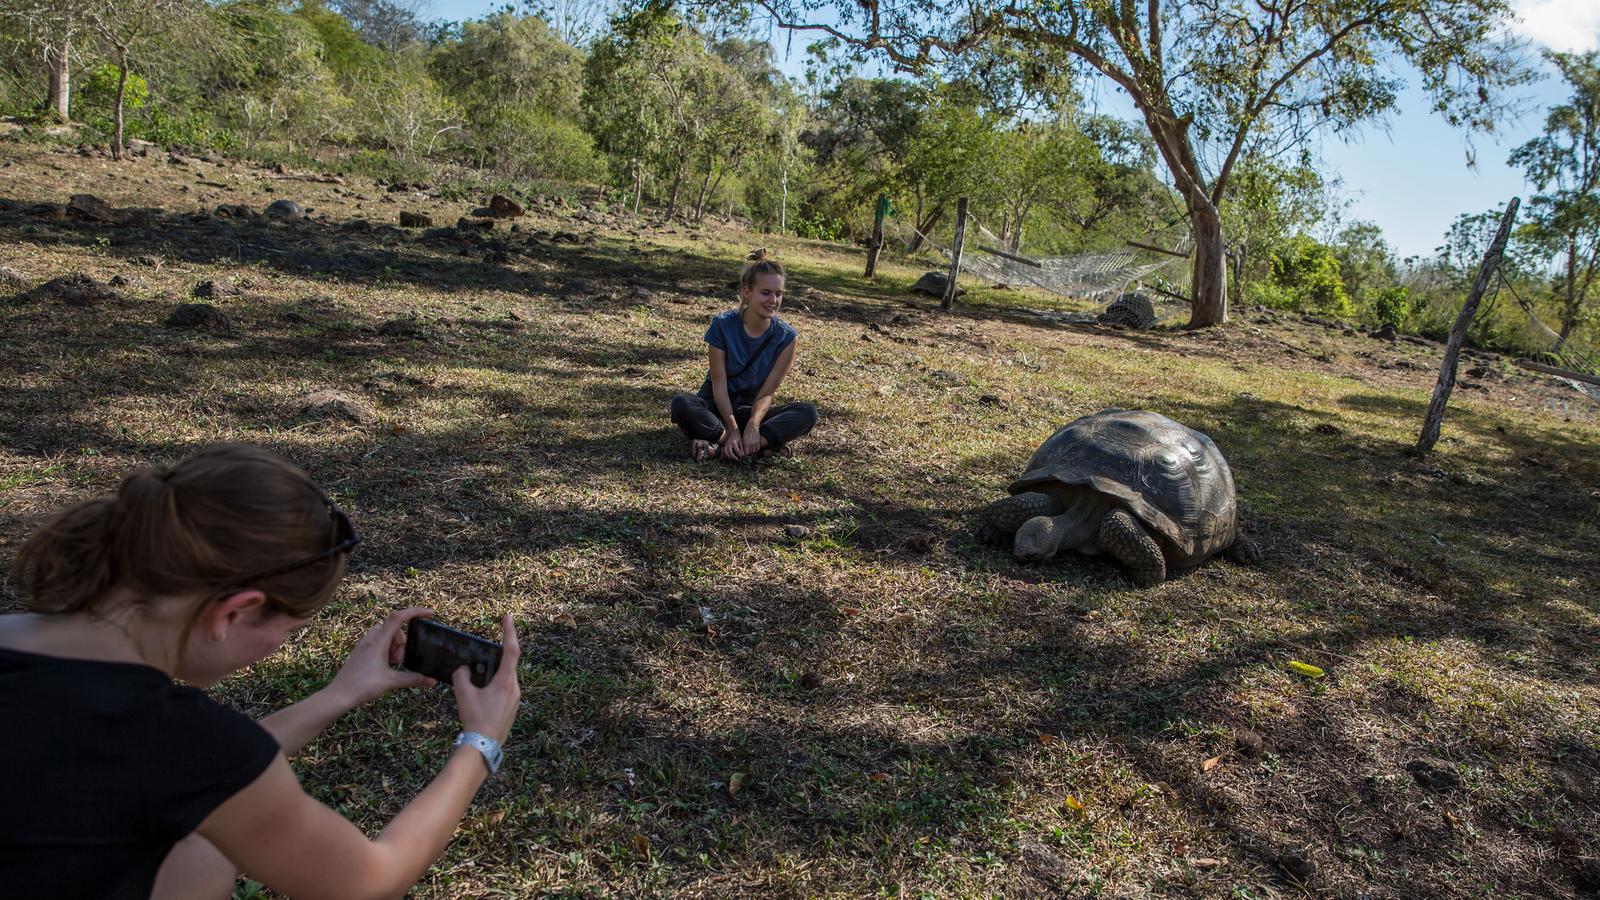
[454,731,503,775]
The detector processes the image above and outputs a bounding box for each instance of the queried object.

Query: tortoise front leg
[979,491,1064,539]
[1098,509,1167,586]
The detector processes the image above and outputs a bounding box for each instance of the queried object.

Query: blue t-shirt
[700,309,797,403]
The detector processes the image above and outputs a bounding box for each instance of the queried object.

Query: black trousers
[670,394,818,450]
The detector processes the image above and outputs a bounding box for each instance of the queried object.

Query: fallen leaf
[1201,755,1222,772]
[728,772,746,796]
[1064,794,1085,813]
[1191,857,1223,869]
[1286,660,1326,678]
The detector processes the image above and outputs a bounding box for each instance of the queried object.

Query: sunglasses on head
[227,497,360,587]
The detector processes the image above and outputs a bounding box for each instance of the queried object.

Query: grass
[0,139,1597,898]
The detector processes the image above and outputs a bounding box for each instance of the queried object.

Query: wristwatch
[454,731,504,775]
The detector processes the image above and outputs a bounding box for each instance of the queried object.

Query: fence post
[1416,196,1519,453]
[864,194,887,279]
[941,196,968,311]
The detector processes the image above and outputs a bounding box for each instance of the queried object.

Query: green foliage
[1507,50,1600,348]
[792,212,845,242]
[336,148,432,184]
[292,0,384,79]
[1269,236,1353,317]
[134,107,237,152]
[1371,285,1415,329]
[81,65,150,114]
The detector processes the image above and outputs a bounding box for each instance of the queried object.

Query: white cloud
[1511,0,1600,52]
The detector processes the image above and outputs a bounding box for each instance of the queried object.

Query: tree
[753,0,1525,325]
[84,0,208,159]
[327,0,425,51]
[1332,220,1399,315]
[351,48,459,160]
[1218,157,1329,300]
[585,7,765,219]
[0,0,90,121]
[429,13,598,178]
[1509,51,1600,352]
[521,0,619,48]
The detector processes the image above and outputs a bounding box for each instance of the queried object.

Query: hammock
[884,212,1194,322]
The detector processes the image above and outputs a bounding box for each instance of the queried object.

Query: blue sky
[427,0,1599,260]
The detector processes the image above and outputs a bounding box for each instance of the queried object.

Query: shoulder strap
[725,325,779,382]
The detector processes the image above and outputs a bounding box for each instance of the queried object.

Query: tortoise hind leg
[978,492,1064,542]
[1221,532,1261,566]
[1098,509,1167,587]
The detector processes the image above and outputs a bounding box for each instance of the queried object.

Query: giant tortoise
[977,409,1250,585]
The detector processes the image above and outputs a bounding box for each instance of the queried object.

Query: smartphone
[403,618,504,688]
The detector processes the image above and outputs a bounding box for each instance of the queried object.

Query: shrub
[79,64,150,115]
[1371,285,1414,329]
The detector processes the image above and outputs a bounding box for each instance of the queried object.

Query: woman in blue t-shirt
[671,249,818,462]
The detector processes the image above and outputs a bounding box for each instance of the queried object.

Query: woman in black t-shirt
[0,444,522,900]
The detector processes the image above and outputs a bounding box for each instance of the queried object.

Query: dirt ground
[2,140,1597,899]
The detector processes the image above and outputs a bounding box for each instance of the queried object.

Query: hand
[326,606,437,707]
[741,422,764,456]
[451,613,522,744]
[720,427,745,461]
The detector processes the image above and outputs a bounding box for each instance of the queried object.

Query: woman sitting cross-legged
[671,248,818,462]
[0,443,522,900]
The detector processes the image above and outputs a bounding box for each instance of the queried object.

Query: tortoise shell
[1008,409,1237,567]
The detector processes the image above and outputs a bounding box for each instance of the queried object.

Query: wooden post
[864,194,887,278]
[1417,197,1519,453]
[941,196,968,311]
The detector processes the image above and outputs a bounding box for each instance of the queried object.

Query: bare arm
[205,615,522,900]
[707,346,747,458]
[744,339,797,432]
[257,608,435,757]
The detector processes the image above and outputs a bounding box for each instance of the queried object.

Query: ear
[202,590,269,642]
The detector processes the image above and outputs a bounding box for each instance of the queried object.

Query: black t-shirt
[0,646,280,899]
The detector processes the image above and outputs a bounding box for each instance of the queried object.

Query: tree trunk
[665,163,684,220]
[692,160,713,222]
[907,206,944,255]
[631,160,642,217]
[46,42,71,122]
[1417,197,1519,453]
[111,48,129,161]
[1556,239,1578,353]
[1188,198,1228,325]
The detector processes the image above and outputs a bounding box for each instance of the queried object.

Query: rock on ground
[301,390,378,425]
[164,303,231,330]
[487,194,524,218]
[264,199,307,220]
[193,279,239,299]
[67,194,125,225]
[26,273,119,308]
[377,317,425,337]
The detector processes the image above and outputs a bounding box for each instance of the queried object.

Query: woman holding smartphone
[0,443,521,900]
